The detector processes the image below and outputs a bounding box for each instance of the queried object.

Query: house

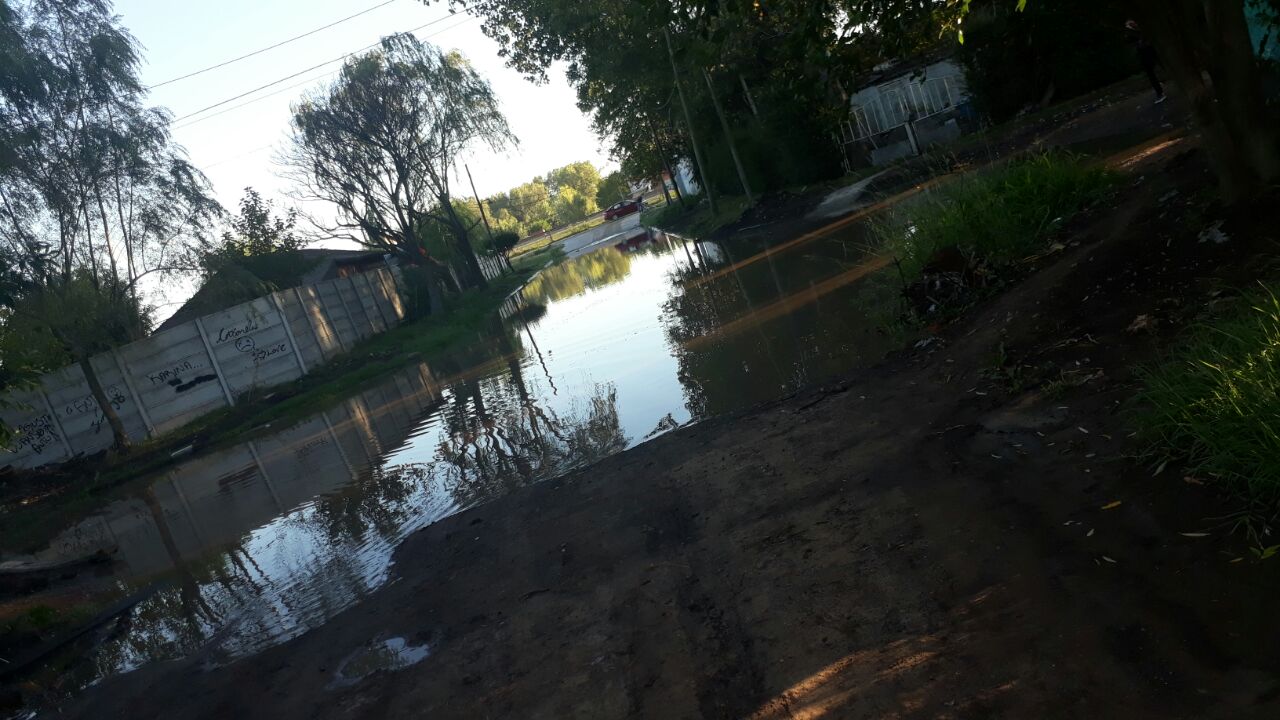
[156,248,395,333]
[838,56,976,168]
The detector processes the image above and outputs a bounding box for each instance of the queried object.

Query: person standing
[1126,20,1166,104]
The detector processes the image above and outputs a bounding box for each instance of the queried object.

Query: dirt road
[52,136,1280,719]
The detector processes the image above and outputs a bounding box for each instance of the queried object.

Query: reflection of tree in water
[435,333,627,508]
[662,247,771,419]
[73,316,627,691]
[522,247,632,303]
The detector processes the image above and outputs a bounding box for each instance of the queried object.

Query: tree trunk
[1137,0,1280,202]
[443,199,488,289]
[649,115,687,209]
[703,68,755,204]
[665,27,719,214]
[78,355,130,452]
[422,260,446,315]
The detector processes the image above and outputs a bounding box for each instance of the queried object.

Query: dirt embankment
[43,107,1280,718]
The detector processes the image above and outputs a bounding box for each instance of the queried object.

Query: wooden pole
[464,163,495,243]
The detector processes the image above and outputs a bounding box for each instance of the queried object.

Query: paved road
[558,212,644,258]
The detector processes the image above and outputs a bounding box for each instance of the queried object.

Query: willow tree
[285,33,516,305]
[1,0,220,451]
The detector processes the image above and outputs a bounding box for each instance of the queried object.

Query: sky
[114,0,614,240]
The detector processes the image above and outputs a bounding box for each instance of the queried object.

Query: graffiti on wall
[234,336,289,366]
[64,385,127,436]
[11,414,61,455]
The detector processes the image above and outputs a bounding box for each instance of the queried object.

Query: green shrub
[878,152,1115,278]
[1133,286,1280,498]
[493,231,520,255]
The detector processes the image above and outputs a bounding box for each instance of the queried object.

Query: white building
[840,57,974,167]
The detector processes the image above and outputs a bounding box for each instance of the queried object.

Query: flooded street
[21,221,903,698]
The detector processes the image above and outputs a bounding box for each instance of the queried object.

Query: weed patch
[877,152,1116,280]
[1133,285,1280,499]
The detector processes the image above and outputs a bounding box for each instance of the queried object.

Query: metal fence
[843,74,966,144]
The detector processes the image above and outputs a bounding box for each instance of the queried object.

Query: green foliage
[523,249,633,303]
[1134,285,1280,498]
[204,188,304,266]
[552,185,597,226]
[876,153,1115,278]
[596,170,632,207]
[545,160,601,200]
[441,0,949,202]
[485,160,608,239]
[956,0,1133,123]
[285,33,513,289]
[0,271,151,369]
[493,231,520,255]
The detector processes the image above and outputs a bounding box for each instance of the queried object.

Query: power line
[171,14,475,131]
[169,12,468,124]
[149,0,398,89]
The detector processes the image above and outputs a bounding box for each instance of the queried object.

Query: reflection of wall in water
[47,364,444,580]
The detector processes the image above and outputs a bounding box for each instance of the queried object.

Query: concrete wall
[1,266,408,471]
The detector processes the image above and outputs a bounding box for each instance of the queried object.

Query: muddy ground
[14,86,1280,718]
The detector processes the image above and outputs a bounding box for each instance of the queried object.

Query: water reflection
[522,249,633,303]
[28,216,904,699]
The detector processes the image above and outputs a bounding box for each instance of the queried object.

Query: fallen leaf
[1126,314,1156,334]
[1078,426,1090,434]
[1153,459,1169,476]
[1230,557,1244,563]
[1183,476,1205,485]
[1179,532,1210,538]
[1101,500,1122,510]
[1087,529,1095,537]
[1102,556,1117,564]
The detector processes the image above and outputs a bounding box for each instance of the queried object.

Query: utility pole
[464,163,494,243]
[703,67,754,205]
[465,163,508,273]
[664,26,718,215]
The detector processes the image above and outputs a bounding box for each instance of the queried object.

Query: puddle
[13,221,904,705]
[328,636,431,689]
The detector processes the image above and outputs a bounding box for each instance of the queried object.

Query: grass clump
[640,194,750,238]
[1133,286,1280,499]
[878,152,1115,278]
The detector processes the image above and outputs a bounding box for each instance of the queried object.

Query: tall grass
[1133,286,1280,498]
[878,152,1116,277]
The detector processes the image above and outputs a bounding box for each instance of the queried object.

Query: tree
[209,188,304,261]
[1130,0,1279,201]
[957,1,1134,123]
[493,230,520,259]
[432,0,852,199]
[2,272,153,450]
[552,186,596,226]
[285,33,516,306]
[597,170,632,206]
[545,161,602,202]
[953,0,1278,201]
[1,0,220,450]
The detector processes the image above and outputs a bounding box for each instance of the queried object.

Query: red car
[604,198,643,221]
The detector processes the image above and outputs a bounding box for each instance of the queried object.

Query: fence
[844,74,966,143]
[1,265,409,471]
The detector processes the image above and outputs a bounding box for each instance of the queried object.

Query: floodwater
[16,218,904,702]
